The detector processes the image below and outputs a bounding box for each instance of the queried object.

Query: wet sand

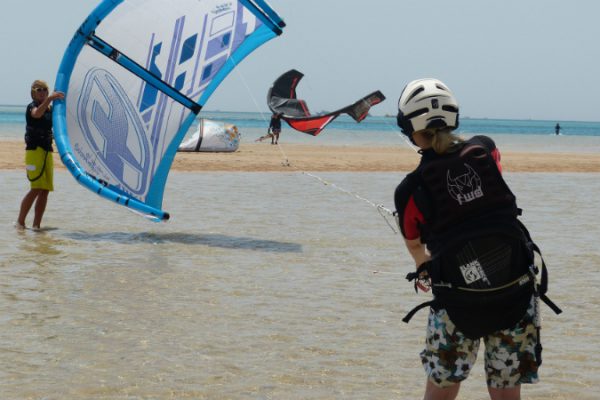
[1,140,599,172]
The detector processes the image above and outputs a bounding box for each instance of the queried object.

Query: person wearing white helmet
[396,78,459,145]
[394,79,560,400]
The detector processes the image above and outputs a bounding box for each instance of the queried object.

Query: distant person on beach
[394,78,560,400]
[268,112,282,144]
[256,113,283,144]
[16,80,64,230]
[555,123,561,135]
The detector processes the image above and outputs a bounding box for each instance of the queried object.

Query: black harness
[25,102,54,152]
[24,102,53,182]
[25,127,53,151]
[24,127,53,182]
[398,137,561,363]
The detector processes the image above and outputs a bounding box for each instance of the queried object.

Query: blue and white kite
[53,0,285,221]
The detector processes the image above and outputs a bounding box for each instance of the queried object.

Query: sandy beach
[1,140,599,172]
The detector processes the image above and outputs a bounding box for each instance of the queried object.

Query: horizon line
[0,104,597,124]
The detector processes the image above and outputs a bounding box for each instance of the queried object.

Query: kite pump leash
[290,119,419,234]
[292,119,420,234]
[300,171,397,233]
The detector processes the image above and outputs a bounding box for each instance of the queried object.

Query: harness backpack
[400,138,561,361]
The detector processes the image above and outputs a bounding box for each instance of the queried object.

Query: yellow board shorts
[25,147,54,191]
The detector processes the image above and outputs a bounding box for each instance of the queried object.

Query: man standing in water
[555,123,561,135]
[16,80,64,230]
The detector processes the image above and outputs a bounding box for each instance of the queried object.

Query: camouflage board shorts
[421,296,539,389]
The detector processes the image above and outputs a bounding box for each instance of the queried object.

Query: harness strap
[402,300,435,323]
[518,219,562,315]
[27,149,49,182]
[540,293,562,315]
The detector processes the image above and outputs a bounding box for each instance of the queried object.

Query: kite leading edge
[53,0,284,221]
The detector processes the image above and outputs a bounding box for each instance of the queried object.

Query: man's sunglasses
[33,87,48,93]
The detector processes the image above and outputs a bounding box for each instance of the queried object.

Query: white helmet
[396,78,459,138]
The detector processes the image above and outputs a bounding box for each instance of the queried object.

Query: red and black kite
[267,69,385,136]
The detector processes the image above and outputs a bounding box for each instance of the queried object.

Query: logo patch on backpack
[447,163,483,205]
[459,259,490,285]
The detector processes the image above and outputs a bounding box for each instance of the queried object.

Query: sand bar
[1,140,599,173]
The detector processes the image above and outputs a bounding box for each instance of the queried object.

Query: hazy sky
[2,0,599,121]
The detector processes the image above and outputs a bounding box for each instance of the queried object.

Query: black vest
[416,139,518,248]
[25,102,53,151]
[400,137,550,339]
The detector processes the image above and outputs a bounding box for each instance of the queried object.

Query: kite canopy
[267,69,385,136]
[53,0,284,221]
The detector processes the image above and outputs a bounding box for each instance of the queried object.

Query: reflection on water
[16,231,65,257]
[0,171,598,399]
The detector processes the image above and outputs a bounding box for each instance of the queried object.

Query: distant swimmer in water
[555,123,561,135]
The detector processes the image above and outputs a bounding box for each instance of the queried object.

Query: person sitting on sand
[16,80,64,230]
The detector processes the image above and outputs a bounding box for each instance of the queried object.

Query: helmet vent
[404,108,429,120]
[442,105,458,112]
[405,87,424,103]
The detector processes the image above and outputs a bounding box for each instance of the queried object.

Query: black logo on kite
[446,163,483,205]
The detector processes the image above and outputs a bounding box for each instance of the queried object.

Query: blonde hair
[30,80,49,100]
[418,128,464,154]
